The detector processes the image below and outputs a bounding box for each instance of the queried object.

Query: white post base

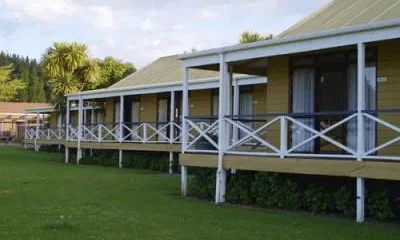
[356,178,365,223]
[65,147,69,164]
[118,149,123,168]
[215,168,226,204]
[169,151,173,174]
[181,165,187,196]
[76,148,82,164]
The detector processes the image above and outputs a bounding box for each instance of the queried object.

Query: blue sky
[0,0,331,67]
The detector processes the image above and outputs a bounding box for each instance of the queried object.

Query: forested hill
[0,52,47,102]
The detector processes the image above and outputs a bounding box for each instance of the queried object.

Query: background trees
[0,43,136,104]
[97,57,136,88]
[239,31,273,43]
[0,52,46,102]
[0,64,26,101]
[42,42,100,110]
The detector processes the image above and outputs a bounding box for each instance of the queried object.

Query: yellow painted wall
[50,113,58,128]
[105,98,114,124]
[190,89,212,116]
[140,94,157,123]
[377,40,400,155]
[140,94,157,140]
[265,56,290,147]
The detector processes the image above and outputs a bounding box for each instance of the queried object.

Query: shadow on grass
[42,220,79,232]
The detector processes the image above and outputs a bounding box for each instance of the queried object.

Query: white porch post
[169,90,176,174]
[35,112,39,152]
[119,95,124,168]
[65,99,70,164]
[215,53,229,204]
[232,79,240,143]
[77,97,83,164]
[356,42,366,223]
[24,113,28,149]
[181,66,189,196]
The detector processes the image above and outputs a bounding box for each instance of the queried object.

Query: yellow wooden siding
[377,40,400,156]
[189,89,212,116]
[70,112,78,125]
[265,56,289,147]
[50,113,58,128]
[105,98,114,124]
[140,94,157,140]
[140,94,157,122]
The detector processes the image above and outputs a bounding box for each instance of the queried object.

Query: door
[347,62,376,152]
[292,68,315,153]
[114,101,120,140]
[317,67,347,153]
[157,97,169,141]
[131,101,140,141]
[239,90,253,139]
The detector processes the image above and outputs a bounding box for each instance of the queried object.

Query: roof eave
[177,19,400,60]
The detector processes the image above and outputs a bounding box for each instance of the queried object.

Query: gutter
[177,19,400,59]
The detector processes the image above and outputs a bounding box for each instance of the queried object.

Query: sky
[0,0,331,68]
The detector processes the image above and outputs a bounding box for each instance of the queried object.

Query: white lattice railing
[68,122,182,144]
[25,127,66,140]
[183,117,219,153]
[184,110,400,162]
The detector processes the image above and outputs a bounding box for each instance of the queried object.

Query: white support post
[169,91,176,174]
[232,81,240,143]
[65,147,69,164]
[24,113,28,149]
[356,42,366,223]
[181,165,187,196]
[119,149,123,168]
[182,67,189,152]
[65,99,70,164]
[77,97,83,164]
[66,99,70,141]
[280,116,288,158]
[215,53,229,204]
[35,112,39,152]
[181,67,189,196]
[119,95,124,143]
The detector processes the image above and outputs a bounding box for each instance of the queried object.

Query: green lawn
[0,147,398,240]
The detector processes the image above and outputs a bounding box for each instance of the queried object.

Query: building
[177,0,400,223]
[24,55,265,173]
[24,0,400,223]
[0,102,49,141]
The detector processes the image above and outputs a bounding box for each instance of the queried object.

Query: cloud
[88,5,115,29]
[199,9,220,20]
[1,0,76,21]
[0,0,332,67]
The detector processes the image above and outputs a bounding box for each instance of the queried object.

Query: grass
[0,146,399,240]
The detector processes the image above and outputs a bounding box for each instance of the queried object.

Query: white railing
[362,110,400,161]
[183,117,219,153]
[25,127,66,140]
[68,122,182,144]
[183,110,400,162]
[225,111,359,159]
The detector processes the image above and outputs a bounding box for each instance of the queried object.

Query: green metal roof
[279,0,400,38]
[108,55,219,90]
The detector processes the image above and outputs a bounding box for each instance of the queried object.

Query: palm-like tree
[42,42,99,111]
[239,31,273,44]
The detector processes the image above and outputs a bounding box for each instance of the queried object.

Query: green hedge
[189,168,400,220]
[76,150,176,173]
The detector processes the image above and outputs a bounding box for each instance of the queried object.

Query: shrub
[226,171,254,204]
[190,168,215,199]
[304,184,334,213]
[251,173,303,210]
[367,190,395,220]
[334,186,356,218]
